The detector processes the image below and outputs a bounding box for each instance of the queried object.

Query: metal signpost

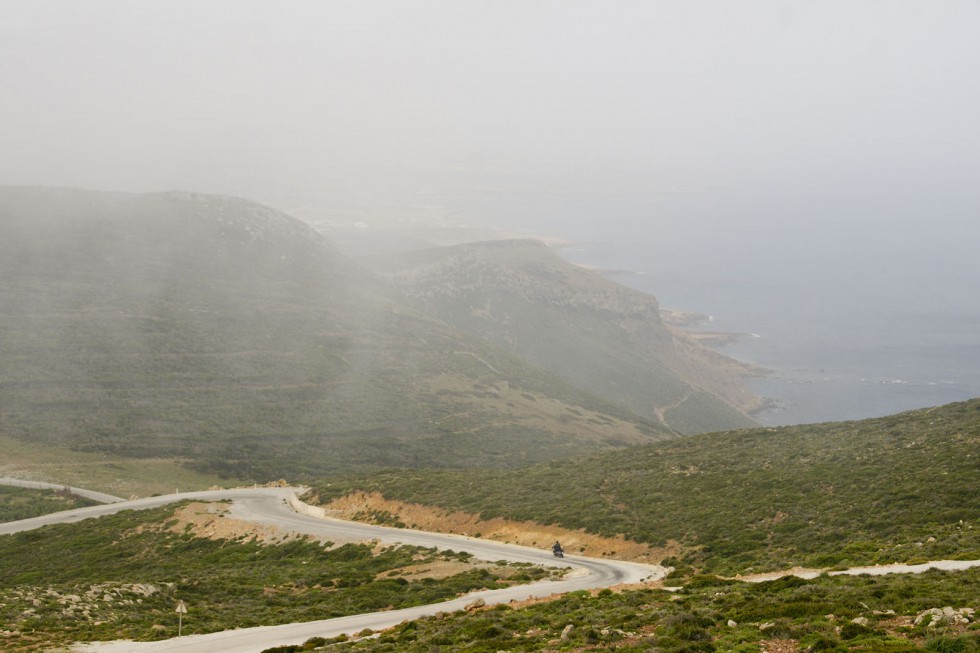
[175,599,188,636]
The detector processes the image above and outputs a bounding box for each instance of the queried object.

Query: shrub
[926,634,979,653]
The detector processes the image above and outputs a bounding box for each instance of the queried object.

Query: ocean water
[447,184,980,426]
[558,237,980,426]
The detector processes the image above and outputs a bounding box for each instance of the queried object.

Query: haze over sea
[454,190,980,427]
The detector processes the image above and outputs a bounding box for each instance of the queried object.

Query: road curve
[0,484,662,653]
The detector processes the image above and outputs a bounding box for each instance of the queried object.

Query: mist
[3,0,979,423]
[3,1,978,219]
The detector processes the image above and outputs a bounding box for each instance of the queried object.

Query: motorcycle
[552,545,564,558]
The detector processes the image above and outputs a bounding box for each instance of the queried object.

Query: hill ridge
[0,186,673,480]
[363,237,763,433]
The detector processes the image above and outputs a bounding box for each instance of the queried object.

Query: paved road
[0,476,125,504]
[0,484,662,653]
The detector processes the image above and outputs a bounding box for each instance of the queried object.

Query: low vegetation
[291,568,980,652]
[0,503,560,651]
[0,435,237,498]
[0,486,98,523]
[314,399,980,574]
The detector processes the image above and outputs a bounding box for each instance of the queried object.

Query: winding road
[4,480,977,653]
[0,483,662,653]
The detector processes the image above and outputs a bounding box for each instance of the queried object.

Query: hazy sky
[2,1,979,242]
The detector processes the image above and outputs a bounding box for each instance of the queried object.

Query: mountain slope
[315,398,980,574]
[0,187,672,479]
[363,239,763,434]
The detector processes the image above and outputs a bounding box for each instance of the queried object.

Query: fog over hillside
[2,1,978,423]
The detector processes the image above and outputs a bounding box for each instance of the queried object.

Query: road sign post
[175,599,188,636]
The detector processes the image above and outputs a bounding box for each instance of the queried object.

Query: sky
[2,0,978,240]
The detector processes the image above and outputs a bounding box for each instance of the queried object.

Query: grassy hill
[314,399,980,575]
[0,186,672,481]
[362,239,762,434]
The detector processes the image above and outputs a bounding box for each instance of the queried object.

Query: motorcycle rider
[552,540,564,556]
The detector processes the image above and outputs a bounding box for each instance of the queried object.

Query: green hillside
[297,569,980,652]
[0,187,671,481]
[363,239,762,434]
[315,399,980,574]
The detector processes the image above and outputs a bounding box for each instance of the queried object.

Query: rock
[851,617,869,626]
[727,620,738,627]
[915,607,973,627]
[560,624,574,640]
[915,608,943,626]
[465,598,486,611]
[759,622,775,631]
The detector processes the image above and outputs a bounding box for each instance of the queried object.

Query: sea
[556,234,980,427]
[455,191,980,426]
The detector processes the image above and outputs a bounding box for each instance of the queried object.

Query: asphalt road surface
[0,485,663,653]
[0,476,125,504]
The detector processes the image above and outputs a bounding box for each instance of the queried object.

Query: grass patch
[0,485,99,523]
[0,435,239,498]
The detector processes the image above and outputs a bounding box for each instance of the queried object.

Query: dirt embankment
[321,491,679,564]
[166,502,294,543]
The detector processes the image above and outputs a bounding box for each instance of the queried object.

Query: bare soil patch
[321,491,679,563]
[759,639,800,653]
[166,502,299,543]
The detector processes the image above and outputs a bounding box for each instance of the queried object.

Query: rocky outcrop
[914,607,975,627]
